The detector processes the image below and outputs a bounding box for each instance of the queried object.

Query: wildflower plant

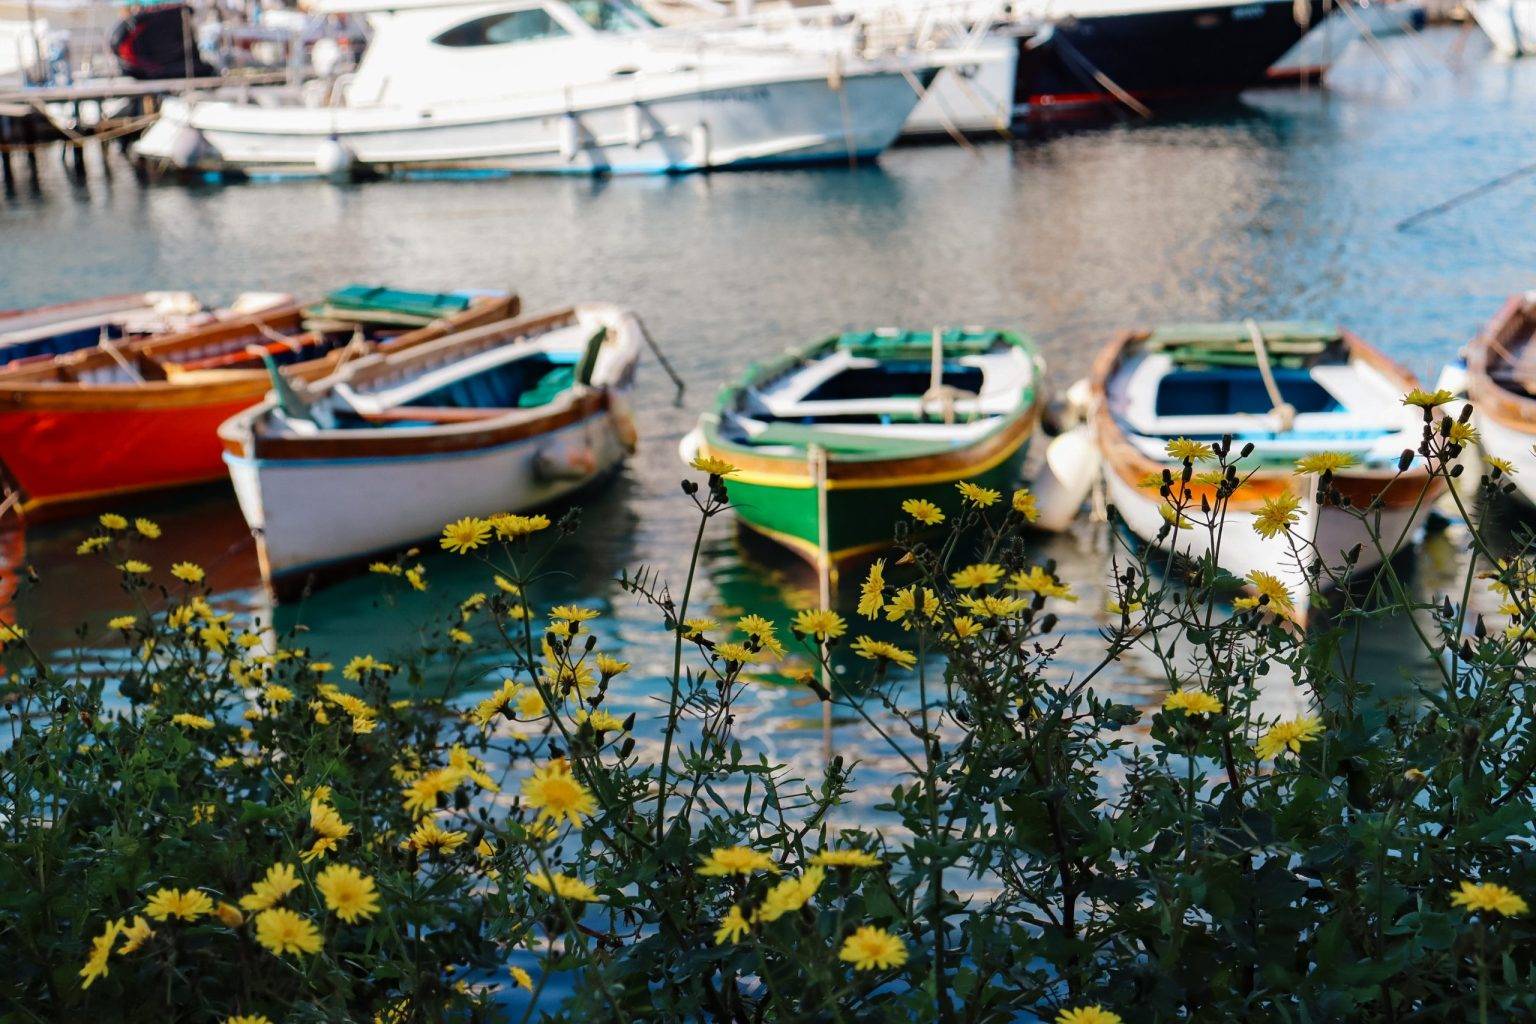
[1,395,1534,1021]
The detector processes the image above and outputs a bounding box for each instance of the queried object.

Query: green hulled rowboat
[682,328,1045,566]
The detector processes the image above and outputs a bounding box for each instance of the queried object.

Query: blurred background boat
[1468,0,1536,57]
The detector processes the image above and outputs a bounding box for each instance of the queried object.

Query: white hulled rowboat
[218,304,642,598]
[1091,321,1444,623]
[1467,293,1536,504]
[133,0,944,177]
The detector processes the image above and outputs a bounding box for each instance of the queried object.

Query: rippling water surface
[3,28,1534,807]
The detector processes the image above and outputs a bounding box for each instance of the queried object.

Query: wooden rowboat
[680,328,1045,567]
[218,304,643,599]
[1466,293,1536,506]
[0,288,519,520]
[0,290,292,369]
[1091,321,1444,620]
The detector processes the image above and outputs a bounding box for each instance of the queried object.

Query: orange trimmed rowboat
[1091,321,1444,622]
[0,289,519,520]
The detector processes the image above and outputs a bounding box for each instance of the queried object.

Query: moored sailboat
[218,303,643,598]
[1091,321,1443,621]
[680,327,1044,566]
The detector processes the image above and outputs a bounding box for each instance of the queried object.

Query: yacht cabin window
[432,9,569,47]
[566,0,658,33]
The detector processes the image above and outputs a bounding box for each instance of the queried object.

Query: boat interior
[1109,323,1418,467]
[1481,294,1536,397]
[263,309,618,435]
[716,329,1036,456]
[0,292,211,368]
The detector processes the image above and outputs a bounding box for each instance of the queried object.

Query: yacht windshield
[566,0,657,33]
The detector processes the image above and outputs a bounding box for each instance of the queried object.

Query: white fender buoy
[559,114,581,162]
[690,123,710,169]
[314,138,355,179]
[535,443,597,483]
[626,104,645,150]
[1063,377,1094,427]
[1028,425,1100,533]
[167,125,205,170]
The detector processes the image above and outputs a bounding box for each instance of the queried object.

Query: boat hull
[1466,294,1536,507]
[135,69,927,177]
[1470,0,1536,57]
[1267,1,1426,81]
[900,36,1019,138]
[1017,0,1327,117]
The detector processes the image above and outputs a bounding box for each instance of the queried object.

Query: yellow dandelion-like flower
[405,565,428,591]
[509,966,534,990]
[77,536,110,555]
[79,919,124,989]
[945,615,984,641]
[792,608,847,641]
[145,887,213,922]
[449,628,474,645]
[403,820,469,855]
[1012,488,1039,523]
[753,867,824,923]
[681,616,718,638]
[254,908,322,956]
[698,846,779,877]
[1165,438,1214,463]
[99,513,127,530]
[171,713,214,730]
[520,760,595,828]
[1448,421,1480,447]
[441,517,492,554]
[1487,456,1517,476]
[134,518,161,539]
[214,902,244,928]
[170,562,205,584]
[690,454,738,477]
[901,498,945,526]
[490,513,550,539]
[369,562,401,576]
[1252,492,1301,540]
[714,905,751,945]
[811,848,883,869]
[1163,689,1223,716]
[342,654,393,681]
[956,481,1000,507]
[107,615,137,630]
[838,925,907,971]
[595,653,630,676]
[1450,880,1528,916]
[857,559,887,619]
[516,688,546,719]
[1007,566,1077,601]
[1295,451,1357,475]
[736,614,786,656]
[1254,714,1324,760]
[574,708,627,733]
[225,1016,274,1024]
[315,863,381,923]
[1056,1008,1123,1024]
[950,562,1004,589]
[714,641,763,664]
[118,915,154,954]
[120,560,151,575]
[1402,388,1454,409]
[1245,570,1294,614]
[527,872,601,902]
[849,636,917,668]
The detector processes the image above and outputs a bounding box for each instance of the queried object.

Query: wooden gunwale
[1466,295,1536,432]
[1090,325,1443,512]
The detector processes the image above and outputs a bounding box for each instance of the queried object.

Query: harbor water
[2,27,1533,823]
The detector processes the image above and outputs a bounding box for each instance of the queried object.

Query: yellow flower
[516,688,546,719]
[1012,488,1040,522]
[262,683,294,704]
[170,562,205,584]
[342,654,393,681]
[714,905,751,945]
[403,820,469,855]
[1245,570,1294,614]
[77,536,110,555]
[1163,689,1223,716]
[714,641,763,664]
[171,713,214,730]
[145,887,213,922]
[1252,492,1301,540]
[1450,880,1528,916]
[494,575,521,595]
[521,760,595,828]
[107,615,136,630]
[1165,438,1214,463]
[527,871,601,902]
[99,513,128,530]
[490,513,550,539]
[850,636,917,668]
[690,454,738,476]
[1007,566,1077,601]
[441,517,493,554]
[736,614,786,656]
[901,498,945,525]
[405,565,428,591]
[1448,421,1480,447]
[509,966,534,990]
[240,863,300,911]
[793,608,847,641]
[946,616,984,641]
[254,908,322,956]
[226,1017,274,1024]
[595,653,630,676]
[838,925,907,971]
[120,560,151,575]
[449,628,474,645]
[1295,451,1357,475]
[79,918,124,989]
[1487,456,1517,476]
[315,863,380,923]
[574,708,627,733]
[811,848,883,869]
[681,617,718,638]
[134,518,161,539]
[1056,1008,1123,1024]
[698,846,779,877]
[1254,714,1324,760]
[1402,388,1454,409]
[214,902,244,928]
[884,586,938,625]
[956,481,1000,507]
[369,561,401,576]
[950,563,1004,589]
[753,866,824,923]
[858,559,887,619]
[1160,505,1194,530]
[118,915,154,954]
